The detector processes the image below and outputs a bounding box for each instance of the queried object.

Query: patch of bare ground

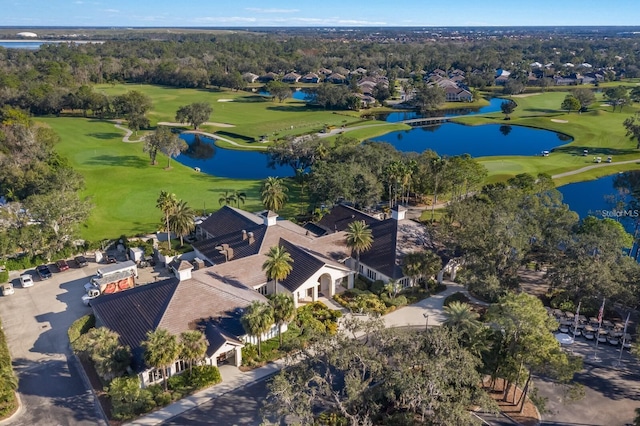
[511,93,541,98]
[78,356,118,425]
[482,377,540,426]
[518,266,549,298]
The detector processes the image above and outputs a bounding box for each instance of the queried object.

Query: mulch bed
[78,356,119,425]
[482,377,540,426]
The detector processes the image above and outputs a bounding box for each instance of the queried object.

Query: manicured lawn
[95,84,363,143]
[40,117,270,240]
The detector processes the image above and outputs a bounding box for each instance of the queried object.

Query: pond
[176,133,293,179]
[376,97,505,123]
[558,172,640,235]
[258,89,313,101]
[371,123,572,157]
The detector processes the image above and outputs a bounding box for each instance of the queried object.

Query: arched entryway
[317,273,333,297]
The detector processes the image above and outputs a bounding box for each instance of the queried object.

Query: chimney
[391,204,406,221]
[248,232,255,244]
[241,230,247,240]
[262,210,278,227]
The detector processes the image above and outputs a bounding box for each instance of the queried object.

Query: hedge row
[108,365,222,420]
[68,314,96,344]
[0,319,18,419]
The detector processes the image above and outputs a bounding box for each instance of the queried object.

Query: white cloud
[102,8,119,13]
[245,7,299,13]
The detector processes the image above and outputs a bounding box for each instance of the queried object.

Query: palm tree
[157,191,178,252]
[402,250,443,288]
[218,190,236,206]
[262,245,293,295]
[345,220,373,276]
[444,301,489,356]
[384,279,401,299]
[261,177,288,212]
[168,200,195,246]
[269,293,296,346]
[180,330,208,374]
[233,190,246,208]
[240,301,275,357]
[142,328,181,391]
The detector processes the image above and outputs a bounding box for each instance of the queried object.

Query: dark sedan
[74,255,88,267]
[55,259,70,272]
[36,264,52,280]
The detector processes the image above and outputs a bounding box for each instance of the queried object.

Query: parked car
[1,283,14,296]
[56,259,70,272]
[36,264,52,280]
[19,274,34,288]
[105,254,117,264]
[74,255,88,267]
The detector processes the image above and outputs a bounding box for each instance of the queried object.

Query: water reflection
[184,134,215,160]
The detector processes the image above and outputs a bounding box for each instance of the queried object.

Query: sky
[2,0,640,27]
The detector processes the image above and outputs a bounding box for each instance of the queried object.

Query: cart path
[113,120,146,143]
[551,158,640,179]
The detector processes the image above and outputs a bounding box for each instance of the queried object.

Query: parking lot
[0,254,170,425]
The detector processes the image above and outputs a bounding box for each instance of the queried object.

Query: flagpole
[571,302,581,354]
[617,312,631,367]
[592,298,605,362]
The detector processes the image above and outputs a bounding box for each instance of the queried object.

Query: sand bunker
[217,99,233,102]
[511,93,541,98]
[551,119,568,123]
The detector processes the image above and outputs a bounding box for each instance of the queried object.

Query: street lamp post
[423,313,429,331]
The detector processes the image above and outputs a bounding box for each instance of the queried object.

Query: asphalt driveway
[0,261,103,425]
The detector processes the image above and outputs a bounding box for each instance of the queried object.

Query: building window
[367,269,376,280]
[175,360,186,373]
[147,368,168,383]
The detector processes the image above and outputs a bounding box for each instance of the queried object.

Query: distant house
[354,93,376,107]
[351,67,367,76]
[242,72,259,83]
[530,62,543,68]
[430,78,472,101]
[318,67,333,76]
[554,76,578,86]
[301,73,320,83]
[494,75,510,86]
[282,72,302,83]
[257,72,279,83]
[327,73,347,84]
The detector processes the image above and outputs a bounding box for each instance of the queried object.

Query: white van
[2,283,14,296]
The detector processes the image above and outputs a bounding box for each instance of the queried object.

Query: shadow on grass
[86,155,149,168]
[87,132,123,140]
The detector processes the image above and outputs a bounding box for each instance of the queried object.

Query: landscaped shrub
[0,269,7,284]
[444,292,470,307]
[186,365,222,389]
[67,314,96,344]
[0,319,18,419]
[370,280,385,295]
[380,294,408,307]
[353,278,369,291]
[167,374,189,393]
[3,255,47,271]
[107,376,155,421]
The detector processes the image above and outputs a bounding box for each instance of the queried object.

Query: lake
[558,172,639,225]
[371,123,572,157]
[176,133,293,179]
[0,40,105,50]
[376,97,505,122]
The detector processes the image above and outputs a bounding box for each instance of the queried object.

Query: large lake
[371,123,571,157]
[177,133,293,179]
